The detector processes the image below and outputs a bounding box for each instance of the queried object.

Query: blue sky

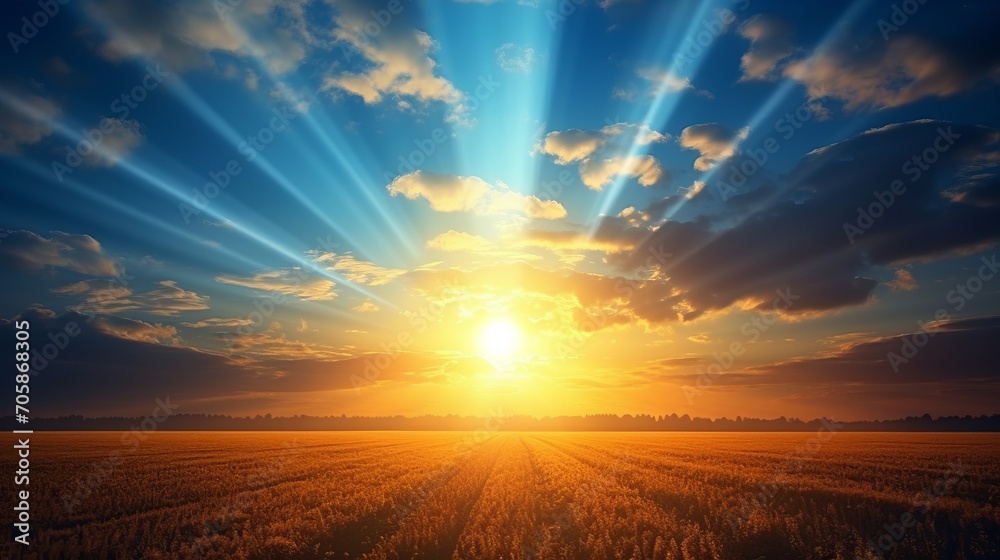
[2,0,1000,419]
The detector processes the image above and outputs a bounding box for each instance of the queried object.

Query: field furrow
[2,432,998,560]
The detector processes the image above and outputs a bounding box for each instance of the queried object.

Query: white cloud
[387,171,567,219]
[679,123,750,171]
[216,268,337,301]
[426,230,489,251]
[311,252,406,286]
[611,86,635,101]
[681,180,706,200]
[637,66,694,95]
[579,155,664,190]
[496,43,535,73]
[245,69,259,90]
[324,0,468,123]
[537,123,669,190]
[352,299,380,313]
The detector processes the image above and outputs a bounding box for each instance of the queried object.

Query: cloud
[886,269,918,292]
[598,0,639,8]
[311,252,406,286]
[611,86,635,101]
[324,0,468,123]
[426,230,489,251]
[645,317,1000,416]
[0,85,60,154]
[784,35,1000,110]
[245,69,259,90]
[51,280,127,297]
[537,129,606,165]
[496,43,535,73]
[636,66,694,95]
[519,229,633,253]
[0,229,119,275]
[624,67,712,99]
[681,180,706,200]
[134,281,211,316]
[387,171,567,219]
[616,120,1000,321]
[220,322,353,361]
[578,155,664,190]
[216,268,337,301]
[679,123,750,171]
[181,318,255,328]
[406,262,675,334]
[91,315,180,344]
[719,317,1000,386]
[83,0,309,75]
[55,279,210,317]
[0,308,479,415]
[737,14,797,81]
[80,118,145,168]
[519,210,655,254]
[353,299,380,313]
[538,123,669,190]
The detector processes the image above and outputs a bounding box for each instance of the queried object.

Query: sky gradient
[2,0,1000,420]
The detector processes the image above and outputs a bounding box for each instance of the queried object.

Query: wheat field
[2,432,998,559]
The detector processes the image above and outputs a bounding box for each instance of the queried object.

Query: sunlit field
[2,432,998,559]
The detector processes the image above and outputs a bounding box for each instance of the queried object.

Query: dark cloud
[738,14,797,81]
[0,229,120,276]
[706,316,1000,386]
[53,278,210,316]
[784,22,1000,110]
[2,308,462,416]
[613,120,1000,320]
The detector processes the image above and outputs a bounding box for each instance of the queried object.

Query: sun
[479,320,521,359]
